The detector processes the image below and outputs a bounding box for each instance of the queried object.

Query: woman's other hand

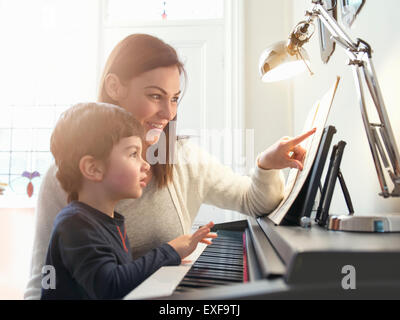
[257,128,317,171]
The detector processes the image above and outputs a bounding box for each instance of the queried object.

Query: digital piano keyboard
[124,216,400,300]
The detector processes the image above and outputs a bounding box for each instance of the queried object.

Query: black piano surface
[158,216,400,299]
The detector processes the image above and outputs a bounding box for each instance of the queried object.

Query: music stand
[282,125,354,228]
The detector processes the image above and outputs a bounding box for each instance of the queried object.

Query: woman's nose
[159,100,176,120]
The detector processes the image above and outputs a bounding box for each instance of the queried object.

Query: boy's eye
[130,152,138,158]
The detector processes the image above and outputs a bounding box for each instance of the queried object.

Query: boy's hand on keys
[168,221,217,259]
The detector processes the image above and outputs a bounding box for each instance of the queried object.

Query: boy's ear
[79,155,105,182]
[104,73,127,101]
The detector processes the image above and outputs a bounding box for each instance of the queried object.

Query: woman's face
[117,66,181,145]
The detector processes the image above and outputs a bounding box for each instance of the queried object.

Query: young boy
[41,102,216,299]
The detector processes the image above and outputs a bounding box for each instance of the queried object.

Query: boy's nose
[142,160,151,172]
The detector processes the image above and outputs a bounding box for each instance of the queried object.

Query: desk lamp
[259,0,400,231]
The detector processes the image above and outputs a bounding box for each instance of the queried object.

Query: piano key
[201,248,243,255]
[179,278,235,287]
[191,267,243,276]
[205,240,241,246]
[185,270,243,282]
[199,252,243,259]
[192,262,244,272]
[196,257,243,266]
[204,245,239,249]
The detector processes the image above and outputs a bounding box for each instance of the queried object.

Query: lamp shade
[259,41,310,82]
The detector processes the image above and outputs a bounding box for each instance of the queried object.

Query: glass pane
[12,107,50,129]
[31,152,53,174]
[9,174,28,195]
[106,0,224,23]
[10,152,31,174]
[11,129,33,151]
[0,129,11,150]
[32,129,52,151]
[0,174,9,186]
[19,106,56,128]
[0,106,13,128]
[9,173,42,197]
[0,174,9,195]
[0,152,10,174]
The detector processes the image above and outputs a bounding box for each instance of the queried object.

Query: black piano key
[179,278,234,288]
[192,262,243,272]
[203,246,241,251]
[179,280,213,289]
[196,257,243,266]
[201,248,243,256]
[207,240,241,246]
[186,269,243,282]
[203,246,242,251]
[188,265,243,276]
[174,286,196,293]
[188,268,243,280]
[199,252,243,259]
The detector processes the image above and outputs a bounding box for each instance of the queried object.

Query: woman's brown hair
[97,34,186,189]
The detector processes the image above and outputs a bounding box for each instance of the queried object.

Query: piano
[124,216,400,300]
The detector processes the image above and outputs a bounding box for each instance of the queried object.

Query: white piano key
[123,242,207,300]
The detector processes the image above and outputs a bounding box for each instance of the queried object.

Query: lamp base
[328,214,400,233]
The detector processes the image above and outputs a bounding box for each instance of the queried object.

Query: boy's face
[103,136,150,200]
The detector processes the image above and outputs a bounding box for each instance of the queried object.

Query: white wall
[244,0,293,158]
[292,0,400,215]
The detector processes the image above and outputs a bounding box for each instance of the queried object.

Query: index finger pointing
[288,128,316,146]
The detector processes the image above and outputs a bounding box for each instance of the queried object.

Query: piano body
[124,216,400,300]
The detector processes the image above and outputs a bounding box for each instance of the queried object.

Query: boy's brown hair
[50,102,145,203]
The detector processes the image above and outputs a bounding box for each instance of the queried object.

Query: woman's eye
[172,96,179,103]
[149,94,161,100]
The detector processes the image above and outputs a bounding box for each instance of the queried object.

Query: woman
[25,34,314,299]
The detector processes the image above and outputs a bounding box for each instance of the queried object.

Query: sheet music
[268,77,340,225]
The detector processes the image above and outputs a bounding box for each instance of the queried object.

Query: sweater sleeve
[57,216,181,300]
[176,140,285,219]
[24,163,68,300]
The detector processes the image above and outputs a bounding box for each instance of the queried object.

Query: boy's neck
[78,186,117,219]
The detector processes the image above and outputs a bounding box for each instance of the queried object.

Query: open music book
[267,77,340,225]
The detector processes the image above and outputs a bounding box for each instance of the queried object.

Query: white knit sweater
[24,139,284,299]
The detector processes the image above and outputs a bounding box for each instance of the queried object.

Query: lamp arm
[308,1,400,197]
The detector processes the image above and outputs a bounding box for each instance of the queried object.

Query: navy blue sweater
[41,201,181,300]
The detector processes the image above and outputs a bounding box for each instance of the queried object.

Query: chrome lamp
[259,0,400,199]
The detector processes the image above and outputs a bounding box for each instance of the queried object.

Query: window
[0,0,99,207]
